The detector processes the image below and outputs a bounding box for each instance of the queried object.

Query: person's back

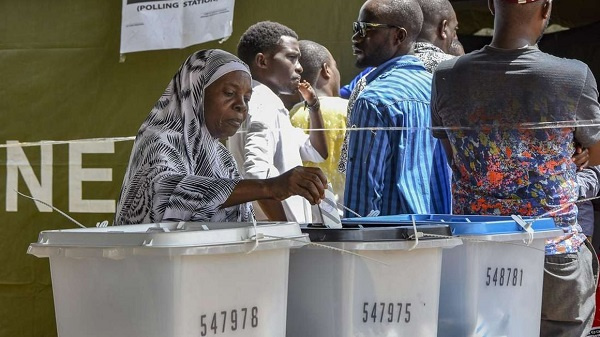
[432,0,600,335]
[433,46,597,231]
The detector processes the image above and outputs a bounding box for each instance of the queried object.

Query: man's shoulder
[540,53,590,76]
[360,66,432,104]
[515,48,587,72]
[434,56,460,73]
[414,42,455,73]
[251,81,279,99]
[248,81,286,117]
[433,48,488,75]
[437,47,588,75]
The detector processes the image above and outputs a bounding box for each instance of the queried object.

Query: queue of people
[112,0,600,335]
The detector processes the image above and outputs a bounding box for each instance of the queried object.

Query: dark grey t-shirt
[432,45,600,147]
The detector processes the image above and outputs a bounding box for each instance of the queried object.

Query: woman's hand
[267,166,327,204]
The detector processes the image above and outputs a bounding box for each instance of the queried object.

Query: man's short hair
[417,0,454,29]
[378,0,423,42]
[299,40,331,86]
[237,21,298,66]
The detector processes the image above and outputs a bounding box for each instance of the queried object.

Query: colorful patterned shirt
[432,45,600,254]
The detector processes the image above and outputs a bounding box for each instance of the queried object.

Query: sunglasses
[352,21,401,37]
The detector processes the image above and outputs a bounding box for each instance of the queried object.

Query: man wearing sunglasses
[343,0,451,217]
[341,0,459,99]
[338,0,460,174]
[432,0,600,335]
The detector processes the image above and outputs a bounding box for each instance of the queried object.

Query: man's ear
[541,0,552,19]
[255,53,269,69]
[395,27,408,44]
[488,0,495,16]
[439,19,449,40]
[321,63,332,80]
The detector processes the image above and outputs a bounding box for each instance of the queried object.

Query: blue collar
[365,55,425,84]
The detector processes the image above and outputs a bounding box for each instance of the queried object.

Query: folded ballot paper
[318,183,342,228]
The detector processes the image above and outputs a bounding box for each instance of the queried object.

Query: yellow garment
[290,96,348,209]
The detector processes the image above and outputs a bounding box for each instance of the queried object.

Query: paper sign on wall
[120,0,235,54]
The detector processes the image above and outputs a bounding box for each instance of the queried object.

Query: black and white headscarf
[114,49,253,225]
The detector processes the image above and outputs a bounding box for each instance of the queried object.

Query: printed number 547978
[200,307,258,336]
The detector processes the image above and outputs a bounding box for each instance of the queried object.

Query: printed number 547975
[362,302,411,324]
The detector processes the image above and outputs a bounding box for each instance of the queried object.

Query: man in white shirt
[229,21,328,222]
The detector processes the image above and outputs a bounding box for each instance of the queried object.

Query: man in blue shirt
[339,67,372,99]
[343,0,451,217]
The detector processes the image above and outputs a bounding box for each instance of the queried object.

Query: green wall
[0,1,364,336]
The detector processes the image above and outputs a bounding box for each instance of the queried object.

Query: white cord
[261,234,389,266]
[338,203,362,217]
[15,190,86,228]
[419,233,546,253]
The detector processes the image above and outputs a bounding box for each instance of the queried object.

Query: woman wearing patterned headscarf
[114,49,327,225]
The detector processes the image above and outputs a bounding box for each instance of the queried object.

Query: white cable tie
[246,213,261,254]
[95,220,109,228]
[366,209,380,217]
[408,215,419,251]
[511,214,535,246]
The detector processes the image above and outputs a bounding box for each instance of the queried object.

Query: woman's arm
[221,166,328,209]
